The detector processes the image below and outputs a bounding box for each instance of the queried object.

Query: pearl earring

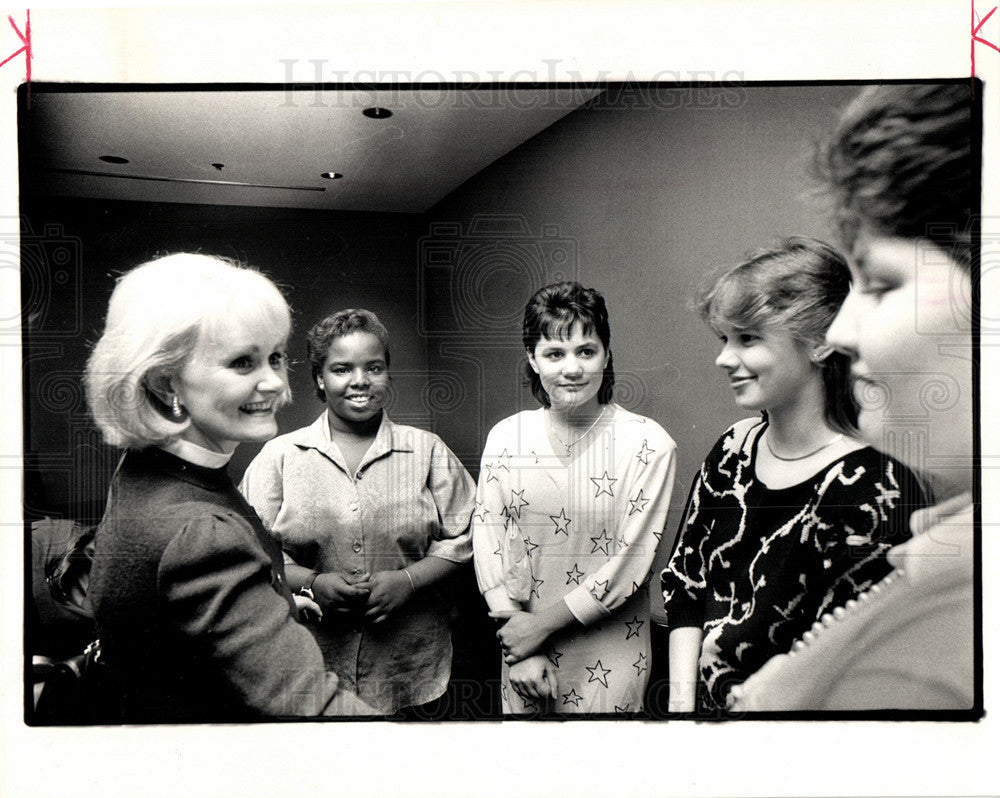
[171,396,184,419]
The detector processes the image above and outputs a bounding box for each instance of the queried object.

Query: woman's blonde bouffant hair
[84,253,292,449]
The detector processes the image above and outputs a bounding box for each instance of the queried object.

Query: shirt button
[352,540,363,553]
[349,502,359,512]
[355,470,363,480]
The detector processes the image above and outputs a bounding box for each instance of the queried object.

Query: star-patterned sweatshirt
[472,404,677,714]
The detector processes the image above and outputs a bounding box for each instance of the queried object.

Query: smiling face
[171,318,289,454]
[527,322,609,412]
[826,231,973,493]
[318,331,390,430]
[713,324,819,414]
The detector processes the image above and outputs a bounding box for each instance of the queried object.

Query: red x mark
[973,1,999,79]
[1,10,31,80]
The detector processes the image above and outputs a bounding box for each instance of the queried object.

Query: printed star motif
[589,470,618,498]
[653,526,663,541]
[624,615,645,640]
[523,536,539,557]
[522,698,538,712]
[547,648,563,668]
[586,659,612,688]
[530,575,544,599]
[508,489,529,519]
[590,529,613,556]
[494,545,502,557]
[630,580,643,596]
[589,579,610,601]
[501,682,509,703]
[636,439,655,465]
[550,508,572,536]
[485,463,498,483]
[615,703,631,713]
[633,652,648,676]
[530,449,540,464]
[615,532,629,550]
[628,489,650,515]
[471,500,489,523]
[562,689,583,707]
[565,563,585,585]
[497,448,512,471]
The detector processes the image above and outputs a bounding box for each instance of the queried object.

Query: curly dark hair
[307,309,390,401]
[522,281,615,407]
[817,83,974,272]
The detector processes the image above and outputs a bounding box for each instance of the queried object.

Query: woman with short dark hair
[241,308,476,715]
[472,281,677,714]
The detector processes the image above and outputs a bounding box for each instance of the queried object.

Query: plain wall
[421,84,860,620]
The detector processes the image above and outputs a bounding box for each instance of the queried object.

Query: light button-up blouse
[240,412,475,712]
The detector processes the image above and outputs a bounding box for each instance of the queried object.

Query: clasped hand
[312,570,413,624]
[508,655,558,703]
[489,609,549,664]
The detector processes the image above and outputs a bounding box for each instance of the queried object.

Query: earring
[810,345,834,364]
[171,395,184,419]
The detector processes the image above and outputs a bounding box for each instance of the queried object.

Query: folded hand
[361,570,413,624]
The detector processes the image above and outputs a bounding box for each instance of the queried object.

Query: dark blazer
[88,447,343,722]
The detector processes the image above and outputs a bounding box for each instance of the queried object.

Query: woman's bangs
[205,284,291,345]
[539,309,595,342]
[705,274,754,332]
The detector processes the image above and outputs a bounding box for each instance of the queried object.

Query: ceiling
[19,87,598,214]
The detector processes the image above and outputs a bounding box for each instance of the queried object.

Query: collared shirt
[240,412,475,712]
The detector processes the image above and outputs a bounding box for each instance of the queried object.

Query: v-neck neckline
[538,404,616,466]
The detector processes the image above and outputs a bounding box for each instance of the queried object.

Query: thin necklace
[547,406,607,453]
[765,430,843,462]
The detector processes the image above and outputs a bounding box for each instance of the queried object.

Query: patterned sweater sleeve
[811,453,928,618]
[471,420,520,611]
[659,465,711,630]
[563,426,678,626]
[158,511,341,716]
[424,436,476,563]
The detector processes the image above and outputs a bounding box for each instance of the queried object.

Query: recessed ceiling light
[321,172,343,180]
[99,155,129,164]
[362,107,392,119]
